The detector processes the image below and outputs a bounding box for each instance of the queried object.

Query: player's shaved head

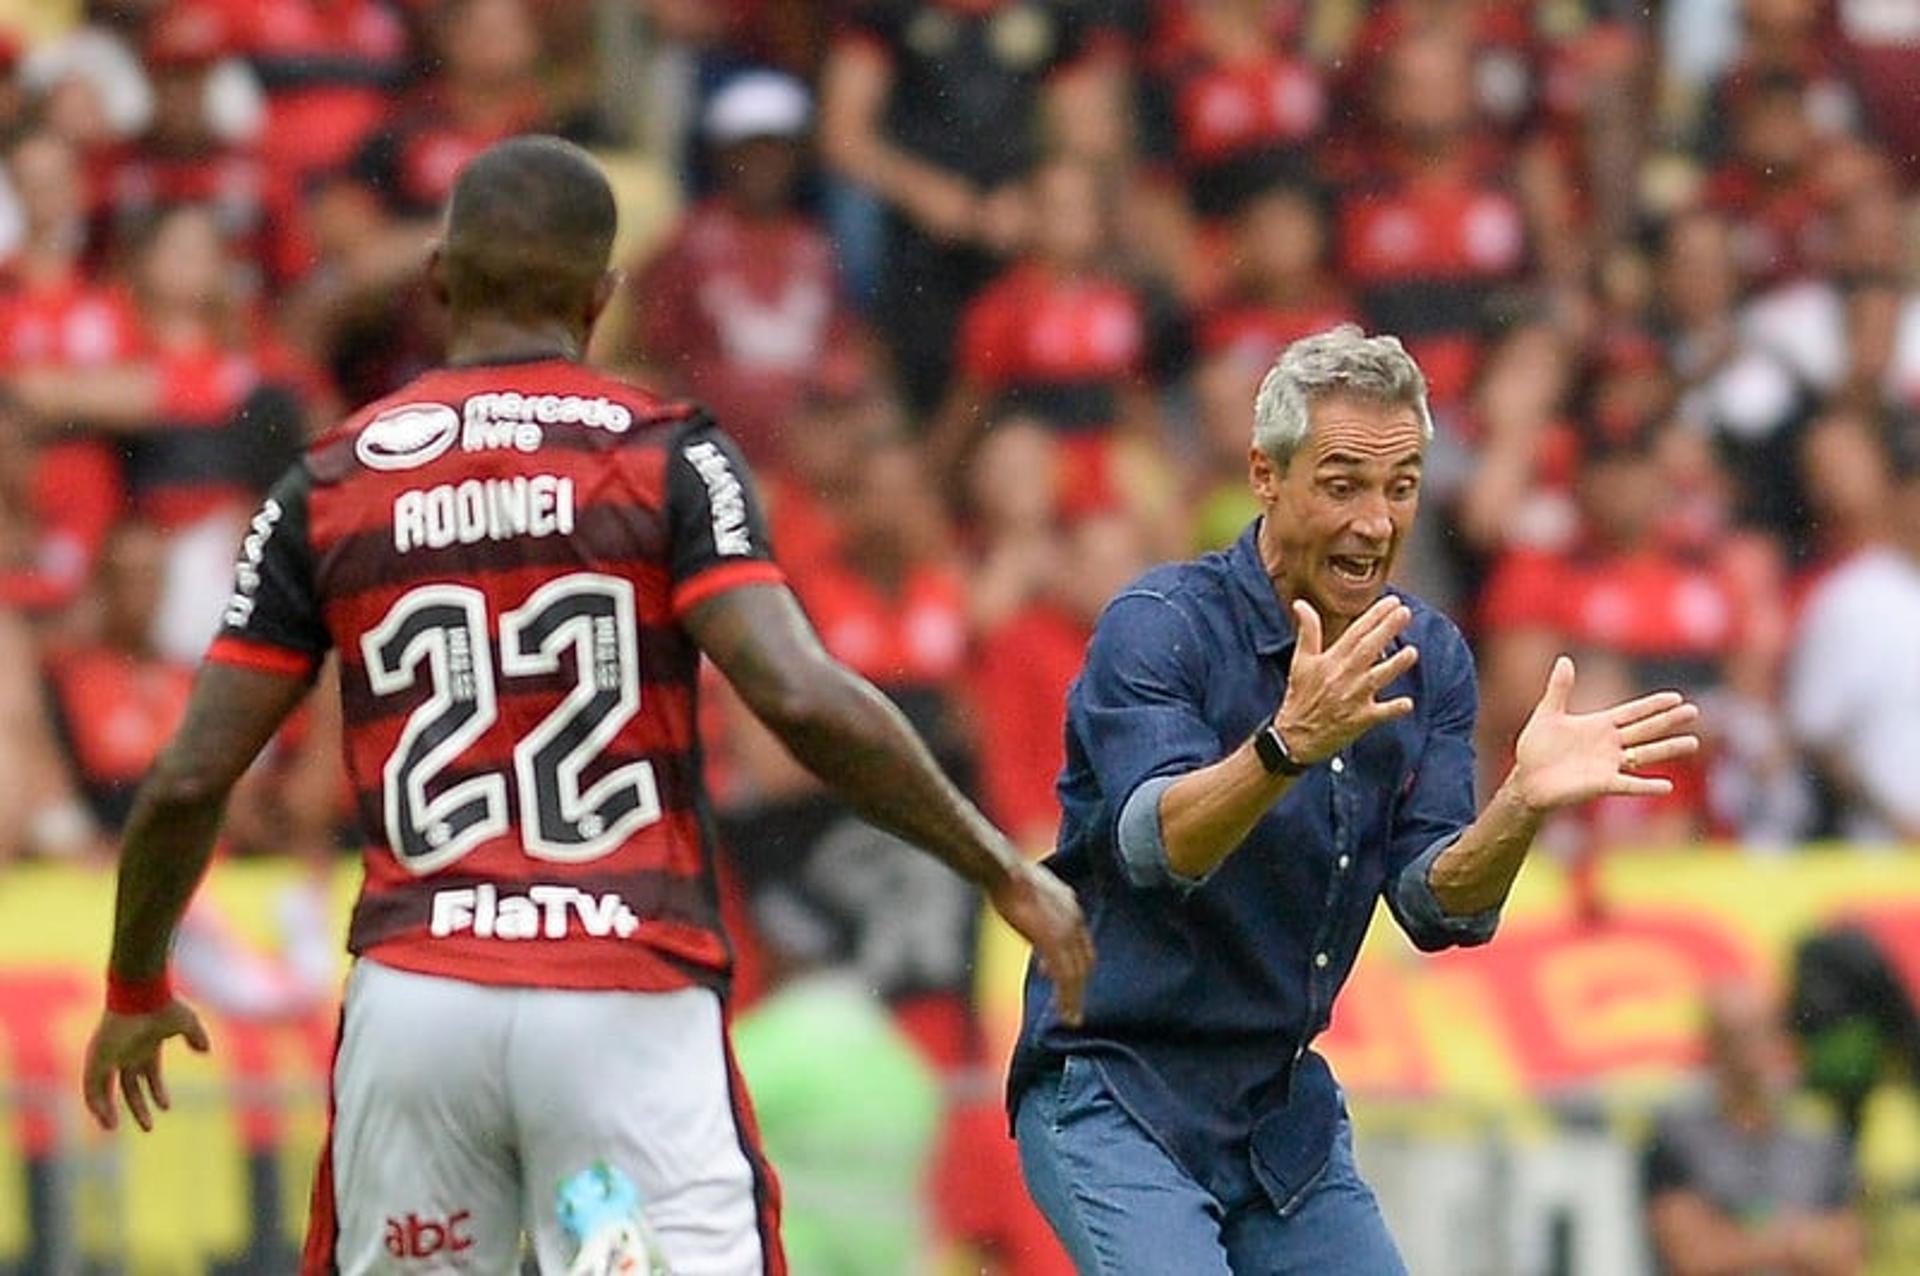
[438,135,617,326]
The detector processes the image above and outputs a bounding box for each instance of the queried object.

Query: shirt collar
[1231,518,1296,656]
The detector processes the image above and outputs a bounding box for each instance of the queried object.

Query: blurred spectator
[1661,208,1824,557]
[1193,179,1355,371]
[214,0,409,187]
[1331,25,1552,411]
[1786,414,1920,845]
[961,415,1060,633]
[351,0,553,221]
[1834,0,1920,188]
[1795,411,1898,589]
[761,348,898,570]
[1644,979,1864,1276]
[819,0,1112,413]
[1478,417,1764,842]
[0,390,119,614]
[0,607,108,861]
[1127,0,1323,297]
[930,156,1155,519]
[1185,345,1263,552]
[627,70,860,469]
[12,204,326,656]
[1693,0,1861,167]
[39,518,192,835]
[92,1,311,288]
[731,906,943,1276]
[0,130,141,370]
[19,18,153,152]
[1701,67,1837,288]
[790,436,969,763]
[971,506,1145,852]
[0,130,137,603]
[1741,180,1919,417]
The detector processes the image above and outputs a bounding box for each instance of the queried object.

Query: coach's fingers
[1609,773,1674,797]
[1618,702,1699,747]
[1292,600,1323,658]
[120,1067,153,1133]
[1331,598,1408,666]
[1362,644,1419,693]
[1608,689,1684,727]
[1367,695,1415,725]
[1622,735,1700,769]
[1540,656,1576,714]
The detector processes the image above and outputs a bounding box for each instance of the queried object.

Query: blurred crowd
[1,0,1919,1270]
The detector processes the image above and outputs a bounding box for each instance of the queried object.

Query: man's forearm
[1425,776,1544,917]
[108,784,229,983]
[771,668,1020,890]
[1156,741,1297,881]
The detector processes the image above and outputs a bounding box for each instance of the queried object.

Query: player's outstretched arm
[82,663,314,1132]
[685,583,1093,1023]
[1426,656,1701,917]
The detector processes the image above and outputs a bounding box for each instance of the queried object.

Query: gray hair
[1252,324,1432,467]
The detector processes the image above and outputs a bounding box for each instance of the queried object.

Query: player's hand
[1274,597,1420,766]
[81,1000,210,1133]
[1510,656,1701,814]
[990,861,1094,1028]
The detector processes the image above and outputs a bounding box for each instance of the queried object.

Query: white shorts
[303,959,782,1274]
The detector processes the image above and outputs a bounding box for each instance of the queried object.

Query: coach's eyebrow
[1316,450,1425,469]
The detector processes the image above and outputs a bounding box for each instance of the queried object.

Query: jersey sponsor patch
[356,402,461,471]
[459,392,633,458]
[683,440,751,556]
[429,884,642,940]
[223,496,284,628]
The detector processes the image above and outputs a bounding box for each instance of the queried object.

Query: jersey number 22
[361,572,662,874]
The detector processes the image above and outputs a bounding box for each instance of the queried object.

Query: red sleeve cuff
[106,971,173,1015]
[671,560,787,617]
[206,635,321,678]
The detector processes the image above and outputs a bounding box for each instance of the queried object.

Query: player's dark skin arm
[83,663,313,1131]
[685,584,1093,1021]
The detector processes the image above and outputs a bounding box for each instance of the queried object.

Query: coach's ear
[1249,445,1281,505]
[426,242,450,308]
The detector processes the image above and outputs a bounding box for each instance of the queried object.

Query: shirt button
[1337,855,1350,871]
[1314,952,1330,969]
[1330,757,1345,774]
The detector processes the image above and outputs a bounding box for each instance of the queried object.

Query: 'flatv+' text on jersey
[207,358,785,993]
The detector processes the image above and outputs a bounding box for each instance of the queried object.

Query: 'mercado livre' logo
[356,403,460,471]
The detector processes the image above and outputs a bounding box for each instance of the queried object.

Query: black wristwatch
[1251,722,1308,778]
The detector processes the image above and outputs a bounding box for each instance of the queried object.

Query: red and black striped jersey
[206,357,785,993]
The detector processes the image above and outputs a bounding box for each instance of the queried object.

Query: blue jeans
[1014,1055,1409,1275]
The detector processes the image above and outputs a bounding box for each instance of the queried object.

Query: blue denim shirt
[1009,520,1499,1213]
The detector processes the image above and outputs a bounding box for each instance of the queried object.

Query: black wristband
[1251,722,1308,777]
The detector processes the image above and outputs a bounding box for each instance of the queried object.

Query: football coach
[1009,324,1702,1274]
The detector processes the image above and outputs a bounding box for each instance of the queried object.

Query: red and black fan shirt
[206,358,785,993]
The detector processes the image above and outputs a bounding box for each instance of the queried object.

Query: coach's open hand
[1274,596,1422,766]
[991,861,1093,1027]
[1511,656,1701,813]
[82,1000,209,1132]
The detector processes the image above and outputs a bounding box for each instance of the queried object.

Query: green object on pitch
[732,973,942,1275]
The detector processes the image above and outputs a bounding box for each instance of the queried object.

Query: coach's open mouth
[1328,555,1381,585]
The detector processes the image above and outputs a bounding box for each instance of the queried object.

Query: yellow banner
[4,849,1916,1269]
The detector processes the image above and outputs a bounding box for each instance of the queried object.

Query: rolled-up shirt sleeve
[1073,591,1223,890]
[1384,619,1499,950]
